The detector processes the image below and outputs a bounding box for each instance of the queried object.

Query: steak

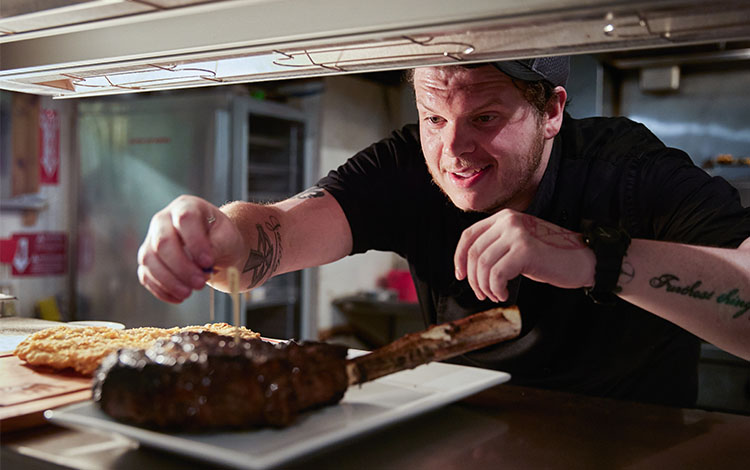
[93,306,523,431]
[93,331,349,430]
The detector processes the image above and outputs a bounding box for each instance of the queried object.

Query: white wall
[0,95,75,319]
[314,75,416,331]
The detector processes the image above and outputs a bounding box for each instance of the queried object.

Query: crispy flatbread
[13,322,260,376]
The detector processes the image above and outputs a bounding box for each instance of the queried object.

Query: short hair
[510,78,557,116]
[405,65,557,116]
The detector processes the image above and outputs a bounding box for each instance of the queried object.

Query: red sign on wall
[0,232,67,276]
[39,109,60,184]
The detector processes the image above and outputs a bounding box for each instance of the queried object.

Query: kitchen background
[1,50,749,413]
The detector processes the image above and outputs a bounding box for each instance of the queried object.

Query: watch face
[582,221,630,249]
[596,226,627,243]
[597,227,614,240]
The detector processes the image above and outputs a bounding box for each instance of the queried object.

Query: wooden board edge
[0,389,92,434]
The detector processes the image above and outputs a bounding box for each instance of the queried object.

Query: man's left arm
[616,237,750,360]
[454,209,750,361]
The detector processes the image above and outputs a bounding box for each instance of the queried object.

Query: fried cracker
[181,322,261,341]
[14,323,260,376]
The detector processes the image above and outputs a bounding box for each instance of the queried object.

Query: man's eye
[476,115,496,123]
[427,116,443,124]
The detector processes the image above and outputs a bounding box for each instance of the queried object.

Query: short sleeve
[316,124,432,256]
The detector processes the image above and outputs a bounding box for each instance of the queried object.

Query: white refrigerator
[74,88,314,337]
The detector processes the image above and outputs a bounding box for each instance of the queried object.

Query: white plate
[0,334,27,353]
[46,361,510,469]
[67,321,125,329]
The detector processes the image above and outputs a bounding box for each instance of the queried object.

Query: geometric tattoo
[521,214,583,250]
[242,216,282,288]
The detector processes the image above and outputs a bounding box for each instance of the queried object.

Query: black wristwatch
[581,220,631,305]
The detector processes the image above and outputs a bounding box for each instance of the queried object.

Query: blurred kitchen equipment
[0,286,17,317]
[381,269,418,303]
[72,90,312,337]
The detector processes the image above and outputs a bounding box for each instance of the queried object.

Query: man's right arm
[137,188,352,303]
[215,187,352,293]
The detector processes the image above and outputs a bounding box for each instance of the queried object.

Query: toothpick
[209,286,215,324]
[228,266,240,342]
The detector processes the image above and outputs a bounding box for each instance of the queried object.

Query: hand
[454,209,595,303]
[137,195,244,303]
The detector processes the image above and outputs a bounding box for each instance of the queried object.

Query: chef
[137,57,750,408]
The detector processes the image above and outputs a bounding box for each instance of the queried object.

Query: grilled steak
[93,331,349,430]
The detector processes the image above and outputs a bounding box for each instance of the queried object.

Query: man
[137,57,750,408]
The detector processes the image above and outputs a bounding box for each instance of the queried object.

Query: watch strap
[581,220,631,305]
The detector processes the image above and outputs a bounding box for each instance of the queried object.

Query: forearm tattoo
[649,273,750,319]
[243,216,282,288]
[295,187,325,199]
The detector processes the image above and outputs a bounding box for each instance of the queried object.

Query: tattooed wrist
[243,216,282,288]
[618,261,635,287]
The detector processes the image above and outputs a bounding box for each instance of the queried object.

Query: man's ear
[543,87,567,139]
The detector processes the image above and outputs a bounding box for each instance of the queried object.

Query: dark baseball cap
[492,56,570,88]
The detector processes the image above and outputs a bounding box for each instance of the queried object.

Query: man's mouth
[448,165,489,187]
[451,167,485,179]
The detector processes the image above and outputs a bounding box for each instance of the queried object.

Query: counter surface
[3,384,749,469]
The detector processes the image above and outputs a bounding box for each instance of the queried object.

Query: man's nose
[443,122,475,158]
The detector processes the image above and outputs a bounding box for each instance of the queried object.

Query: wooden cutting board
[0,352,92,432]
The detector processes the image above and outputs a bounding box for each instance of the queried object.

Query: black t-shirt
[317,113,750,407]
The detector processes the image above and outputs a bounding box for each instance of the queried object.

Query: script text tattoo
[649,273,750,319]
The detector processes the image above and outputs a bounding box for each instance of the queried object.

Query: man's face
[414,65,552,213]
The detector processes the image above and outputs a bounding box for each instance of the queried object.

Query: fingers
[463,226,491,300]
[476,242,510,303]
[454,210,523,303]
[454,219,487,281]
[137,196,217,302]
[466,227,515,303]
[170,202,216,270]
[455,218,496,302]
[137,229,206,303]
[456,211,592,303]
[487,248,524,302]
[137,262,187,304]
